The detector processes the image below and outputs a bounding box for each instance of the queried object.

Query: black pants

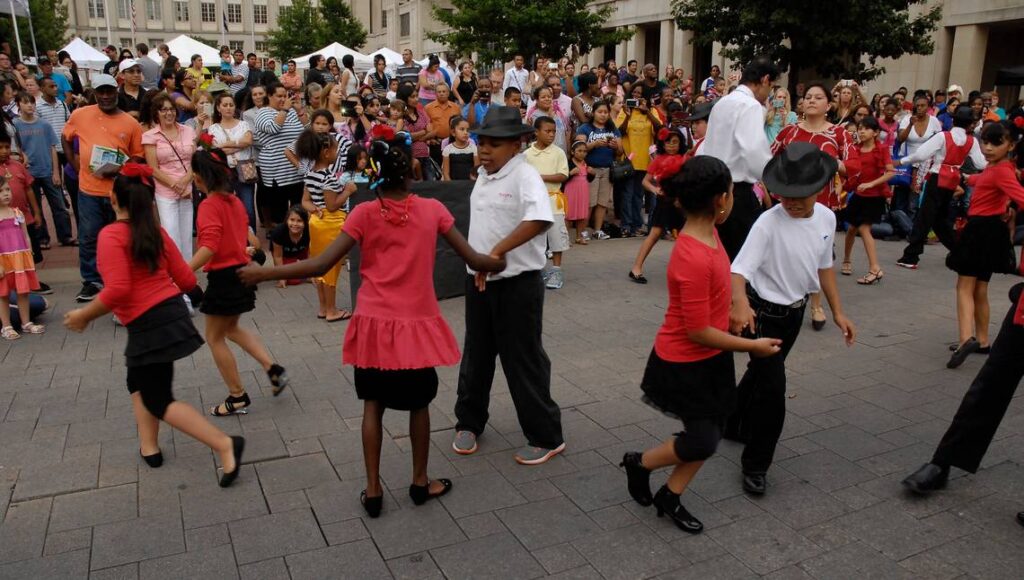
[932,283,1024,473]
[725,286,806,474]
[899,175,957,265]
[717,181,760,260]
[455,271,563,449]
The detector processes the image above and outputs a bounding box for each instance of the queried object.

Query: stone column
[629,26,646,65]
[949,24,988,92]
[659,20,674,74]
[676,29,694,79]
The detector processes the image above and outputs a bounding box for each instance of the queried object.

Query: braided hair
[368,133,412,192]
[190,147,235,193]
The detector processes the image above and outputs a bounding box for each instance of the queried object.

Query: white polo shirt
[468,153,553,279]
[731,203,835,305]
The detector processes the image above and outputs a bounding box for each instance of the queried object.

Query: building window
[399,12,410,38]
[146,0,161,20]
[174,1,189,21]
[117,0,131,20]
[279,6,291,20]
[149,39,163,48]
[255,41,267,53]
[88,0,105,19]
[253,4,267,24]
[227,3,242,23]
[229,40,244,52]
[200,2,216,22]
[120,38,133,49]
[381,10,387,28]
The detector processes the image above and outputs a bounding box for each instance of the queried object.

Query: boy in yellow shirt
[524,116,570,289]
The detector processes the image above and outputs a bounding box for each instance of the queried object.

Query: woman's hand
[750,337,783,358]
[63,309,90,333]
[236,263,265,286]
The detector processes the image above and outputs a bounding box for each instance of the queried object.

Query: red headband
[120,162,154,186]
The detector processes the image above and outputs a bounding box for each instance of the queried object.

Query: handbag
[235,158,258,184]
[610,158,634,183]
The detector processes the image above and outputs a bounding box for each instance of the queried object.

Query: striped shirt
[288,133,353,175]
[304,167,343,210]
[254,108,305,186]
[35,97,70,154]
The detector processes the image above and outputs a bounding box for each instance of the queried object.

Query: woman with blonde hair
[764,87,797,143]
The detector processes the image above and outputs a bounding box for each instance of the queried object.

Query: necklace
[379,196,411,226]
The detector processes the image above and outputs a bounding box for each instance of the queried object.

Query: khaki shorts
[546,216,571,253]
[589,167,613,209]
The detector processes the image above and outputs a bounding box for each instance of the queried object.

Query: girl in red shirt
[239,130,504,518]
[63,165,245,487]
[945,120,1024,368]
[620,156,781,534]
[842,116,895,285]
[188,149,290,416]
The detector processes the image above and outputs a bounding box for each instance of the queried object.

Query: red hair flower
[1013,116,1024,129]
[120,162,154,186]
[657,128,671,142]
[371,124,396,141]
[651,155,686,181]
[198,132,215,150]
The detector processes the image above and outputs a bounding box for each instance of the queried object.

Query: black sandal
[218,436,246,488]
[360,490,383,518]
[210,392,251,416]
[409,478,452,505]
[140,450,163,468]
[628,271,648,284]
[267,364,290,396]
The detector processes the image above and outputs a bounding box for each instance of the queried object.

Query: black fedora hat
[689,100,714,122]
[473,106,536,139]
[762,142,838,198]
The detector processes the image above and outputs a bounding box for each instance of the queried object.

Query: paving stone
[805,424,896,461]
[495,496,600,551]
[91,516,185,570]
[0,497,51,563]
[831,501,973,560]
[255,453,339,495]
[228,508,326,565]
[532,542,587,575]
[708,514,821,575]
[179,466,268,529]
[904,531,1024,579]
[798,540,915,579]
[285,539,392,580]
[0,549,89,579]
[386,552,445,580]
[365,500,465,559]
[432,531,546,580]
[139,545,239,580]
[238,558,290,580]
[576,399,658,430]
[456,511,507,539]
[748,479,848,530]
[11,450,99,501]
[573,523,685,580]
[550,464,631,512]
[184,524,231,551]
[306,479,384,524]
[90,562,139,580]
[43,527,92,556]
[544,565,603,580]
[49,484,137,532]
[439,471,526,519]
[777,449,876,492]
[322,518,369,545]
[653,553,757,580]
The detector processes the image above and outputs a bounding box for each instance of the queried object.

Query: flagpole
[220,0,226,47]
[249,1,255,54]
[8,0,23,62]
[24,1,38,58]
[104,0,113,46]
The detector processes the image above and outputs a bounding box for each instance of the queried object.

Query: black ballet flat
[628,271,648,284]
[218,436,246,488]
[360,490,383,518]
[140,450,163,468]
[620,452,653,506]
[409,478,452,506]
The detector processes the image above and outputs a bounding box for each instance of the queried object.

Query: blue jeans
[234,180,256,231]
[33,177,73,243]
[77,192,115,285]
[620,171,646,233]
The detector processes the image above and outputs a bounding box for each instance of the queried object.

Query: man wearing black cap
[698,56,778,259]
[452,106,565,466]
[726,142,857,496]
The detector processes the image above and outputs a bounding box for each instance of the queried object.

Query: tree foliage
[0,0,69,56]
[267,0,368,60]
[671,0,941,84]
[428,0,633,65]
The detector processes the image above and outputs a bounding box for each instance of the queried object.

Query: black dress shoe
[140,450,163,468]
[620,452,653,506]
[652,486,703,534]
[947,338,980,369]
[1017,511,1024,528]
[742,473,767,495]
[360,490,383,518]
[902,463,949,495]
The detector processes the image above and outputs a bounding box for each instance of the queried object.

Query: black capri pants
[674,418,721,462]
[127,362,176,419]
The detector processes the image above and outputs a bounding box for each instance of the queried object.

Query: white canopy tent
[152,35,223,68]
[60,38,109,71]
[366,48,403,67]
[293,43,372,71]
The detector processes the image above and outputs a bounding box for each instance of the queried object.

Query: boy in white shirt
[727,142,857,496]
[452,106,565,465]
[524,116,569,289]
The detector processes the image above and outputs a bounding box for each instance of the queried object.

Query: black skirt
[125,296,204,367]
[843,194,886,227]
[200,265,256,316]
[640,349,736,421]
[651,196,684,232]
[354,367,438,411]
[946,215,1016,279]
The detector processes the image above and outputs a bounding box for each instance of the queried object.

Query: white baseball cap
[92,74,117,89]
[946,84,963,96]
[118,58,140,73]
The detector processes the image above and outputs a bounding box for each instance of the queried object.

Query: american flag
[223,9,229,33]
[130,1,137,36]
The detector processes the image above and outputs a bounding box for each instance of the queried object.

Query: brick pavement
[2,236,1023,579]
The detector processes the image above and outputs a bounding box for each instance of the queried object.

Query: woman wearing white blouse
[208,93,257,230]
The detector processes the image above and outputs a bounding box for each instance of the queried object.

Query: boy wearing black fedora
[453,106,566,465]
[726,142,857,495]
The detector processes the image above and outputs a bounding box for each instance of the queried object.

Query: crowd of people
[1,39,1023,532]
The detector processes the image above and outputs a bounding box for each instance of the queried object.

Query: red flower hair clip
[1013,116,1024,129]
[657,127,671,142]
[652,155,686,182]
[120,162,154,186]
[371,124,396,141]
[198,132,215,150]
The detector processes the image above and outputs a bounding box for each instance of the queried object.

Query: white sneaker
[594,231,610,241]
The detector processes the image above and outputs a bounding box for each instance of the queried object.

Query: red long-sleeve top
[196,193,250,271]
[967,160,1024,217]
[96,222,196,325]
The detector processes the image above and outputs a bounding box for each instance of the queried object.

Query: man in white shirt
[728,143,856,496]
[502,55,530,96]
[222,49,249,96]
[896,107,982,269]
[452,106,565,466]
[698,56,777,258]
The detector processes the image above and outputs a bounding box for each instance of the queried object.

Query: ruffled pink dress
[0,210,40,295]
[341,195,461,370]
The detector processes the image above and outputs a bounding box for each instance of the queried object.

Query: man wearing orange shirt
[425,84,462,169]
[61,74,144,302]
